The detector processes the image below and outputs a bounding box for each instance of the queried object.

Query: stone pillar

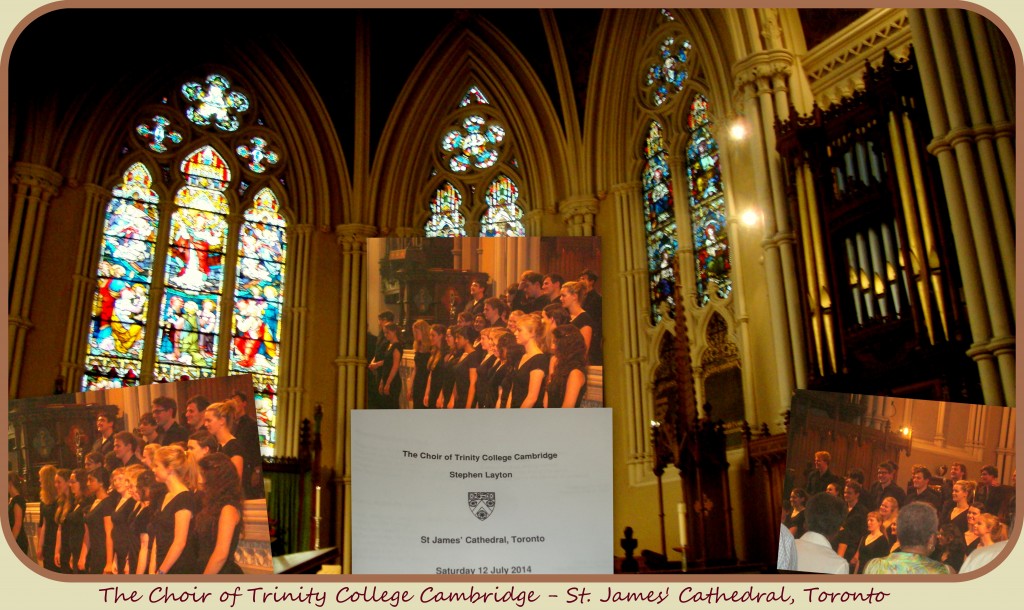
[59,183,109,392]
[909,9,1014,406]
[276,224,315,458]
[9,162,62,397]
[334,222,377,574]
[734,75,794,411]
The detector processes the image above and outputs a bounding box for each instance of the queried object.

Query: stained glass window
[441,115,506,172]
[83,73,289,456]
[425,181,467,237]
[230,188,287,454]
[645,37,691,106]
[686,95,732,306]
[643,121,678,323]
[153,146,231,383]
[182,73,249,132]
[480,174,525,237]
[83,163,160,389]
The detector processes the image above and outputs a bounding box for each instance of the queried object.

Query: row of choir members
[10,399,256,574]
[784,477,1011,574]
[373,310,591,409]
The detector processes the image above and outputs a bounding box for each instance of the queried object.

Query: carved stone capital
[559,195,600,221]
[11,161,63,197]
[335,223,377,252]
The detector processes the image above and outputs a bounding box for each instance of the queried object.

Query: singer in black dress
[82,468,115,574]
[424,324,448,408]
[150,445,199,574]
[195,453,244,573]
[544,324,587,408]
[507,313,549,409]
[409,320,431,408]
[110,468,138,573]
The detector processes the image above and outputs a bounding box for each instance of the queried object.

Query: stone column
[276,224,315,458]
[334,222,377,574]
[909,8,1014,406]
[59,183,109,391]
[734,74,794,411]
[9,162,62,397]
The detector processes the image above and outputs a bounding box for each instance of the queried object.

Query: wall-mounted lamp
[740,208,761,227]
[729,118,748,141]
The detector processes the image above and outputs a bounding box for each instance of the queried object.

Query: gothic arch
[371,16,569,231]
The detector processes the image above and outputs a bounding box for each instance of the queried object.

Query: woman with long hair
[204,401,244,484]
[195,453,244,573]
[149,445,199,574]
[560,281,601,365]
[423,324,448,408]
[851,510,890,574]
[36,464,59,570]
[494,331,522,409]
[541,302,569,353]
[932,522,967,572]
[8,471,28,556]
[544,324,588,408]
[448,326,481,409]
[879,496,899,541]
[110,467,138,573]
[507,313,549,409]
[130,468,164,574]
[439,326,459,408]
[122,465,151,574]
[52,468,73,572]
[974,512,1008,549]
[377,322,402,409]
[784,488,808,538]
[964,502,986,554]
[408,319,432,409]
[474,328,499,408]
[79,467,114,574]
[62,468,89,573]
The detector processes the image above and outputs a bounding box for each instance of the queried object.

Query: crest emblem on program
[468,492,496,520]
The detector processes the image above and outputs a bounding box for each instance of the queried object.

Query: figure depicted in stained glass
[198,299,218,357]
[480,174,525,237]
[167,211,226,293]
[425,181,466,237]
[686,94,732,306]
[642,121,678,323]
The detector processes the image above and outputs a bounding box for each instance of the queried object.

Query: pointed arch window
[426,85,526,237]
[84,163,161,388]
[425,181,466,237]
[686,95,731,306]
[480,174,525,237]
[82,72,287,456]
[642,121,677,323]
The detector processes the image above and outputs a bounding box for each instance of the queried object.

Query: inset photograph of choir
[776,390,1015,575]
[7,375,274,575]
[366,236,604,409]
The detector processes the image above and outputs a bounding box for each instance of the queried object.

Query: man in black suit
[112,431,143,467]
[463,280,486,317]
[805,450,844,495]
[836,481,869,564]
[869,461,906,509]
[518,271,547,313]
[152,396,189,446]
[542,273,563,304]
[92,411,116,455]
[905,465,942,510]
[231,391,264,499]
[976,464,1011,520]
[578,269,603,324]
